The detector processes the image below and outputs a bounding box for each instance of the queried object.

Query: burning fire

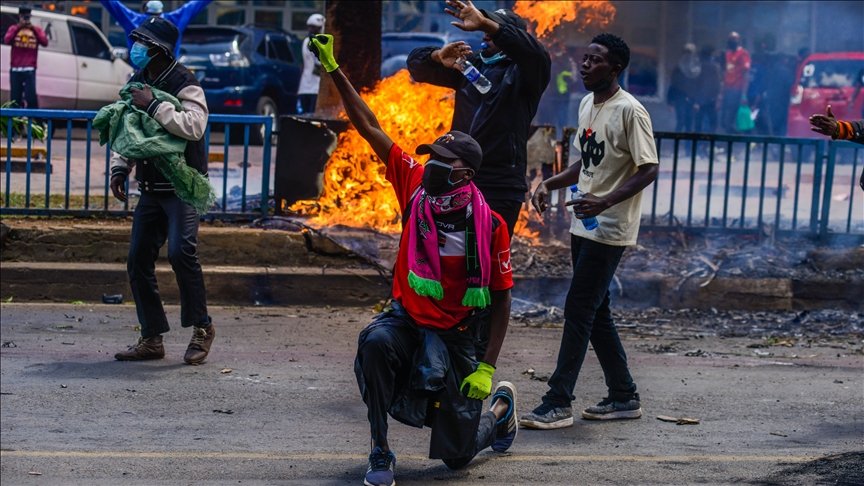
[289,70,454,233]
[513,0,616,38]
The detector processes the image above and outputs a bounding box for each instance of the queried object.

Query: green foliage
[0,101,46,141]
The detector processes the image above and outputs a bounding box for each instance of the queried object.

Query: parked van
[0,5,133,110]
[787,52,864,138]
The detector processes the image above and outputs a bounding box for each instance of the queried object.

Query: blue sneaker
[364,446,395,486]
[491,381,518,453]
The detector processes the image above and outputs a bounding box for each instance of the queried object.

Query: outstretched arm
[99,0,142,35]
[164,0,212,31]
[311,35,393,163]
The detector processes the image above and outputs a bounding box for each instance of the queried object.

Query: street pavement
[1,303,862,485]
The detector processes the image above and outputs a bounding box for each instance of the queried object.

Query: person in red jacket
[3,6,49,109]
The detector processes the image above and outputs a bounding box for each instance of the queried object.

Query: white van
[1,5,133,110]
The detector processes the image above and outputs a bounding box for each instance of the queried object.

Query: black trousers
[128,191,210,338]
[10,70,38,108]
[483,197,523,237]
[543,235,637,406]
[355,303,496,461]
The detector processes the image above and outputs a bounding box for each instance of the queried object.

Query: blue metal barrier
[2,108,861,238]
[1,108,272,218]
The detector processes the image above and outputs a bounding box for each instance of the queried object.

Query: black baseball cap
[416,131,483,171]
[480,8,527,31]
[131,16,178,58]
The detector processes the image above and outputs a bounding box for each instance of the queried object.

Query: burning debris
[513,0,616,38]
[288,70,454,233]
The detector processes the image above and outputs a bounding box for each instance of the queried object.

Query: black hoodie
[407,23,550,200]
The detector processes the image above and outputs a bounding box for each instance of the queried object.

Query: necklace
[586,101,606,137]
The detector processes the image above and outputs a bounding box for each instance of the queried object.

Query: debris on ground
[522,368,549,382]
[657,415,701,425]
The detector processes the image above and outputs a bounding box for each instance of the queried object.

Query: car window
[257,39,267,57]
[70,21,110,60]
[800,60,864,89]
[269,35,294,64]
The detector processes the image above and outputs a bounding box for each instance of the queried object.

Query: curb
[2,262,860,311]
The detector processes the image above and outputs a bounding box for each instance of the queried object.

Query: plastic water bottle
[569,184,598,230]
[455,57,491,94]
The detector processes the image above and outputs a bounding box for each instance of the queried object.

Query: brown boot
[184,324,215,365]
[115,336,165,361]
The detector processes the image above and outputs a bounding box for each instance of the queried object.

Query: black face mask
[727,40,738,50]
[422,159,468,196]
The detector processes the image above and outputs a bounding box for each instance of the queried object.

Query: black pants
[694,99,718,133]
[484,198,523,237]
[721,88,743,133]
[10,70,38,108]
[128,191,209,338]
[298,94,317,115]
[355,304,496,461]
[543,235,637,407]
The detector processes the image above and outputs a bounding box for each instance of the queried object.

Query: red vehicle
[787,52,864,138]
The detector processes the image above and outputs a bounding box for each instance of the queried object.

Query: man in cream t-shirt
[521,33,659,430]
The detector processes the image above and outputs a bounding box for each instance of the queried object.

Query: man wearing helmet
[298,13,326,114]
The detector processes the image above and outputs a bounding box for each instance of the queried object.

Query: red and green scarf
[406,183,492,308]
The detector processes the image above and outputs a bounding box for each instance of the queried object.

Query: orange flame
[513,0,616,38]
[289,70,454,233]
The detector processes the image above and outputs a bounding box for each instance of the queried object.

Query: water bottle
[455,57,491,94]
[569,184,598,230]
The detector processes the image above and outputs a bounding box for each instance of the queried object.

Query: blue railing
[558,130,861,239]
[3,108,862,239]
[1,108,272,218]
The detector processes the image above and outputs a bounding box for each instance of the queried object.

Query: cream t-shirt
[569,88,659,246]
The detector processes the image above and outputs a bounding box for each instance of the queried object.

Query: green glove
[309,34,339,73]
[460,361,495,400]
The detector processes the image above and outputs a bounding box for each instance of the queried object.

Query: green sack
[735,104,755,132]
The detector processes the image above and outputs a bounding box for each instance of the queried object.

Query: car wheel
[252,95,278,146]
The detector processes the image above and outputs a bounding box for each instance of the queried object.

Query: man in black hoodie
[407,0,551,236]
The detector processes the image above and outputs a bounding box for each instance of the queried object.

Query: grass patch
[0,192,133,211]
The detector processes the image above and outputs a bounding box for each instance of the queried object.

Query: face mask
[423,159,469,196]
[130,42,153,68]
[726,40,738,50]
[480,51,507,65]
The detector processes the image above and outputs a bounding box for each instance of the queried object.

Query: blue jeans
[543,235,637,407]
[128,191,209,337]
[10,70,38,108]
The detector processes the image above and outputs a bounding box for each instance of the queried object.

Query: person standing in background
[720,31,751,133]
[100,0,212,65]
[667,43,700,132]
[4,6,49,109]
[298,13,325,115]
[694,46,722,134]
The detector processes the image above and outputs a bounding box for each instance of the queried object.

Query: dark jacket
[111,61,209,193]
[407,24,551,200]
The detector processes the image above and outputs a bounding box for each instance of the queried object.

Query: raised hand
[433,41,473,69]
[309,34,339,73]
[445,0,487,32]
[809,105,838,137]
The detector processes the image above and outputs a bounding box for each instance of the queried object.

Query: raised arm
[99,0,143,35]
[406,43,468,90]
[310,35,394,163]
[164,0,212,31]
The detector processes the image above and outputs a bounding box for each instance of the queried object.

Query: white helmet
[306,13,325,28]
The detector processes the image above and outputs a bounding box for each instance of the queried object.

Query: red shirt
[724,48,751,90]
[4,24,49,69]
[386,144,514,330]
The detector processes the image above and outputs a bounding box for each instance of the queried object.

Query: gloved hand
[309,34,339,73]
[460,361,495,400]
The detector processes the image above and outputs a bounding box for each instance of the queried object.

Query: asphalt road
[1,303,862,485]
